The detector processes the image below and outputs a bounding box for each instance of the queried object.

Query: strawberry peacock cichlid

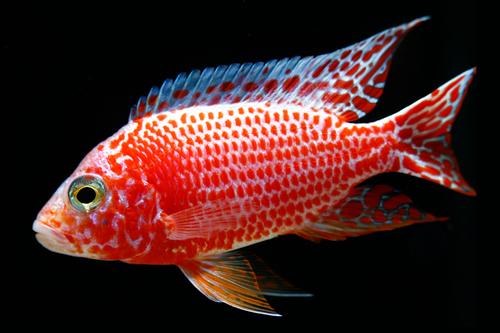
[33,17,475,316]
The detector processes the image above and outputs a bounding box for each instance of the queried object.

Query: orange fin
[297,184,446,241]
[179,251,311,316]
[158,201,252,240]
[245,253,313,298]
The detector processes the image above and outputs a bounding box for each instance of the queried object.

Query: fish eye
[68,175,106,212]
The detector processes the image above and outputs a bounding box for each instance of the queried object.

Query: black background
[9,0,477,328]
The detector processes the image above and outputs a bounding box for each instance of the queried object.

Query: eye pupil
[76,186,97,204]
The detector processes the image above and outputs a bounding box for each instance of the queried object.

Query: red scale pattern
[104,104,396,264]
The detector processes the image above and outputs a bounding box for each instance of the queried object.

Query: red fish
[33,17,475,316]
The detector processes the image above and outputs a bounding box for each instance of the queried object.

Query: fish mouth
[33,220,82,257]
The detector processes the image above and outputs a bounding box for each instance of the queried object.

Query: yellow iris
[68,175,106,212]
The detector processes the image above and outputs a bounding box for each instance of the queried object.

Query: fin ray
[179,251,311,315]
[157,202,253,240]
[389,68,476,195]
[297,184,444,241]
[130,18,429,121]
[179,252,281,316]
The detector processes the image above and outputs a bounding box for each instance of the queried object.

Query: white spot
[118,190,129,207]
[84,228,92,239]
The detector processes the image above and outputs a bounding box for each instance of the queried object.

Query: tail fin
[390,68,476,196]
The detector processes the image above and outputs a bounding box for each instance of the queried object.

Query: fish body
[34,17,475,316]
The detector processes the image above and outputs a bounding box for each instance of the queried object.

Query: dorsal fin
[130,17,429,122]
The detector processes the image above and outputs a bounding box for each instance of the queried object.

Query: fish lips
[33,220,82,258]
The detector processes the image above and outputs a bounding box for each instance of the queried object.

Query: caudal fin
[390,68,476,196]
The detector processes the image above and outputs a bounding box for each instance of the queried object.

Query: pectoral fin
[158,201,252,240]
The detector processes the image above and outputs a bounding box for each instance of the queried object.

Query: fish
[33,17,476,316]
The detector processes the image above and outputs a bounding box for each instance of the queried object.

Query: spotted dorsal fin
[130,17,429,122]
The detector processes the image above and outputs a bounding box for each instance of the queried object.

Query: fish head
[33,144,157,261]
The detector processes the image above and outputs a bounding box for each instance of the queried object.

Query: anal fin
[297,184,445,241]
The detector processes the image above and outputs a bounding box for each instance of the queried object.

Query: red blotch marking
[312,60,331,78]
[298,81,314,96]
[361,42,395,86]
[137,101,146,114]
[364,86,383,98]
[417,119,439,132]
[334,79,353,90]
[109,133,125,150]
[283,75,300,92]
[253,182,262,194]
[443,158,453,172]
[352,96,375,113]
[322,92,350,104]
[328,60,340,72]
[341,49,351,59]
[210,95,221,104]
[346,63,360,76]
[362,44,384,62]
[192,91,201,99]
[437,76,463,100]
[351,50,362,61]
[341,201,363,219]
[380,145,390,164]
[424,165,441,176]
[340,61,350,71]
[409,208,423,220]
[373,68,389,84]
[376,33,386,42]
[399,128,413,140]
[392,157,401,170]
[147,94,158,106]
[263,79,278,94]
[355,67,366,79]
[157,101,169,111]
[173,89,189,99]
[285,69,291,74]
[211,174,220,187]
[373,210,386,223]
[206,85,216,94]
[403,156,424,173]
[341,110,358,121]
[363,191,380,209]
[243,82,258,92]
[440,105,453,118]
[316,81,329,90]
[450,86,460,102]
[263,66,270,74]
[383,194,409,211]
[220,81,235,92]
